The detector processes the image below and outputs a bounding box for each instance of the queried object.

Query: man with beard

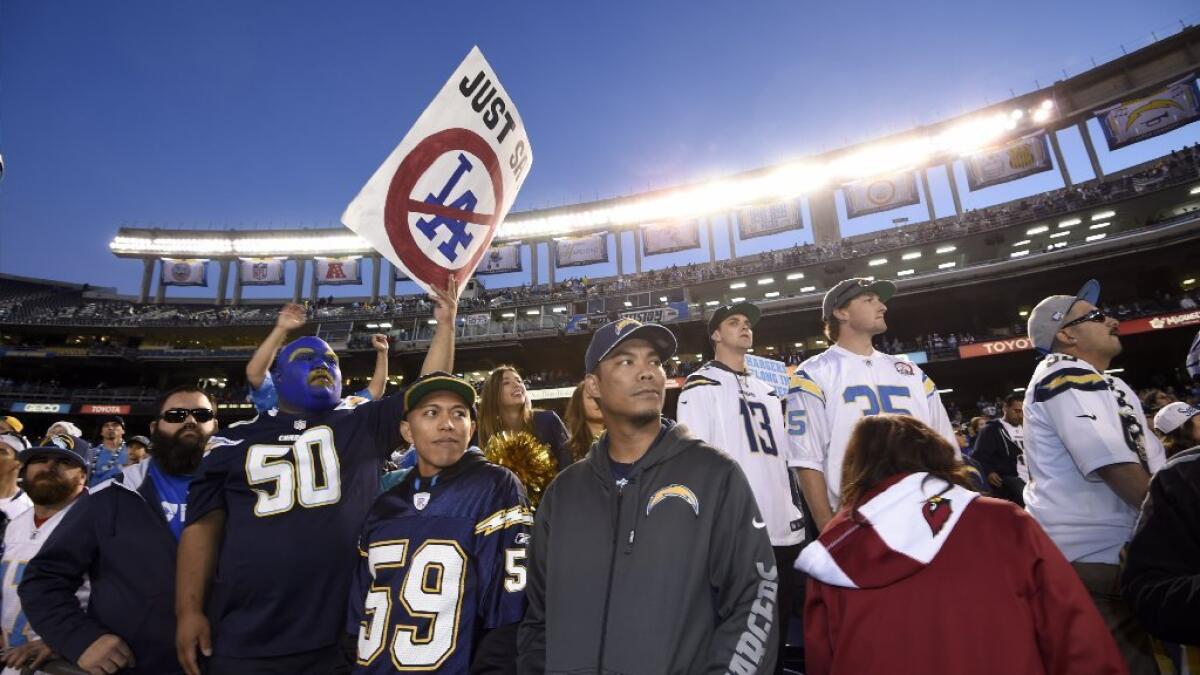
[19,386,218,675]
[176,280,459,675]
[1,435,91,675]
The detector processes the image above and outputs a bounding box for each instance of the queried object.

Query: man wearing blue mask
[176,280,460,675]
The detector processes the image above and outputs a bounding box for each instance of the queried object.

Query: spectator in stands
[972,394,1027,506]
[0,432,33,525]
[563,381,603,463]
[1022,280,1165,675]
[44,421,82,442]
[478,366,570,471]
[90,415,128,486]
[244,304,391,412]
[1122,403,1200,649]
[0,415,23,437]
[1151,402,1200,459]
[2,435,91,673]
[965,416,989,448]
[21,386,218,675]
[125,435,150,465]
[798,415,1126,675]
[1140,389,1174,417]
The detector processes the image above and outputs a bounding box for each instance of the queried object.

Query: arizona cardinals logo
[922,496,952,536]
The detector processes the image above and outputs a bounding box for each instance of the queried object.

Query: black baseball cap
[128,435,152,449]
[18,434,92,477]
[585,319,677,374]
[99,416,126,429]
[821,278,896,320]
[707,302,761,336]
[403,372,477,416]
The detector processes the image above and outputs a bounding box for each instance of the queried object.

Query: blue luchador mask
[274,336,343,413]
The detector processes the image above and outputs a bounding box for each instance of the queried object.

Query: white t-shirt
[0,491,32,525]
[676,361,805,547]
[1022,354,1167,565]
[999,418,1029,482]
[1,500,89,669]
[786,345,958,509]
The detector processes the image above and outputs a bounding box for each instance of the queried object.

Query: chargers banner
[745,354,789,397]
[842,173,920,219]
[341,46,533,298]
[619,301,690,324]
[642,220,700,256]
[161,259,208,287]
[237,258,286,286]
[1096,78,1200,150]
[315,257,362,286]
[477,243,522,275]
[556,233,608,267]
[964,133,1052,191]
[737,202,802,239]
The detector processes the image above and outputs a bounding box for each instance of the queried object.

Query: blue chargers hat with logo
[18,434,92,477]
[1027,279,1101,354]
[585,319,678,374]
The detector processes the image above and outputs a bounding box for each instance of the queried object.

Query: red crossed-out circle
[384,128,505,291]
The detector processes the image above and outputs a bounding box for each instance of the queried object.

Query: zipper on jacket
[596,481,624,673]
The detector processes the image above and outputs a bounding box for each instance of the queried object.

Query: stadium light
[426,319,437,325]
[757,277,774,285]
[730,282,747,289]
[1026,226,1048,235]
[786,272,804,280]
[937,388,954,394]
[897,269,915,276]
[696,354,703,359]
[1091,211,1115,221]
[705,300,720,306]
[1104,368,1125,374]
[526,309,541,315]
[365,323,378,329]
[800,285,816,292]
[659,296,668,302]
[765,346,775,350]
[623,301,632,307]
[901,252,922,260]
[936,245,956,254]
[938,261,956,269]
[814,339,827,346]
[862,276,875,281]
[794,342,804,347]
[731,296,745,303]
[1184,278,1196,286]
[1019,310,1029,317]
[378,322,392,328]
[764,291,780,298]
[1049,231,1068,238]
[1052,241,1067,249]
[1086,234,1107,242]
[868,258,887,267]
[501,312,515,318]
[1010,250,1029,258]
[1012,240,1031,247]
[1058,218,1081,228]
[1090,222,1109,230]
[1190,186,1200,195]
[552,307,567,313]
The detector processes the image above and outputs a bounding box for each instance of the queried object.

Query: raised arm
[247,303,306,388]
[368,334,390,400]
[422,277,459,375]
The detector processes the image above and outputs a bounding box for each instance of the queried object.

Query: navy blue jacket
[19,460,184,675]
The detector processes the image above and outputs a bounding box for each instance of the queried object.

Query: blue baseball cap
[585,319,677,374]
[19,434,92,476]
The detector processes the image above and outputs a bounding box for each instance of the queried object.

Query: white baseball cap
[1153,402,1200,434]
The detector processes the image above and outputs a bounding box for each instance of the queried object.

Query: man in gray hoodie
[518,318,779,675]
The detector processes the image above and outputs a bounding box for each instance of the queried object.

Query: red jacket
[798,472,1128,675]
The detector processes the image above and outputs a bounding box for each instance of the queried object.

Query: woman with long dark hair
[563,382,604,462]
[797,414,1127,675]
[478,366,571,470]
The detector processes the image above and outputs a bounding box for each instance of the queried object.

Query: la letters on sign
[341,46,532,297]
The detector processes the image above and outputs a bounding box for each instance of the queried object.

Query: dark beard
[628,411,661,428]
[151,425,207,475]
[26,473,78,506]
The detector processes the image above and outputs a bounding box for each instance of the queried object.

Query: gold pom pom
[483,431,558,508]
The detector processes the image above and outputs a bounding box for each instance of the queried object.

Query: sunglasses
[160,408,215,423]
[1060,308,1109,329]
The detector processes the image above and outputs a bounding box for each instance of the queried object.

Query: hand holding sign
[342,47,532,298]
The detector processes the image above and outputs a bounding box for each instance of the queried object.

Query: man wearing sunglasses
[20,386,218,675]
[1022,279,1166,675]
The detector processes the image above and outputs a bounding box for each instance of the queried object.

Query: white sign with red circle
[341,46,532,297]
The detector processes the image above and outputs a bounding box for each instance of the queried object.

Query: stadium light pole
[370,254,381,304]
[547,240,557,291]
[292,258,305,304]
[138,258,155,304]
[725,212,738,259]
[530,241,539,286]
[1047,127,1074,188]
[706,217,717,265]
[920,169,938,223]
[634,229,644,273]
[944,162,964,217]
[1076,120,1106,183]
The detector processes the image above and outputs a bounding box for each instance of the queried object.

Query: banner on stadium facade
[237,258,286,286]
[464,313,491,326]
[618,302,690,324]
[79,404,132,415]
[160,259,208,287]
[964,133,1053,191]
[642,220,700,256]
[314,257,362,286]
[842,173,921,219]
[9,402,70,414]
[1095,77,1200,151]
[341,46,533,298]
[745,354,789,397]
[555,233,608,268]
[1119,309,1200,335]
[958,336,1034,359]
[476,243,522,275]
[736,202,802,239]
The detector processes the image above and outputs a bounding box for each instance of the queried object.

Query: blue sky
[1,0,1198,299]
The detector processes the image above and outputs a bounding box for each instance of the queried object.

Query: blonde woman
[479,366,570,470]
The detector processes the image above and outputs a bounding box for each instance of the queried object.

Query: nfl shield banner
[736,202,802,239]
[842,173,921,219]
[964,133,1052,191]
[237,258,285,286]
[1095,78,1200,151]
[555,233,608,267]
[160,259,208,287]
[642,220,700,256]
[477,243,522,275]
[315,257,362,286]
